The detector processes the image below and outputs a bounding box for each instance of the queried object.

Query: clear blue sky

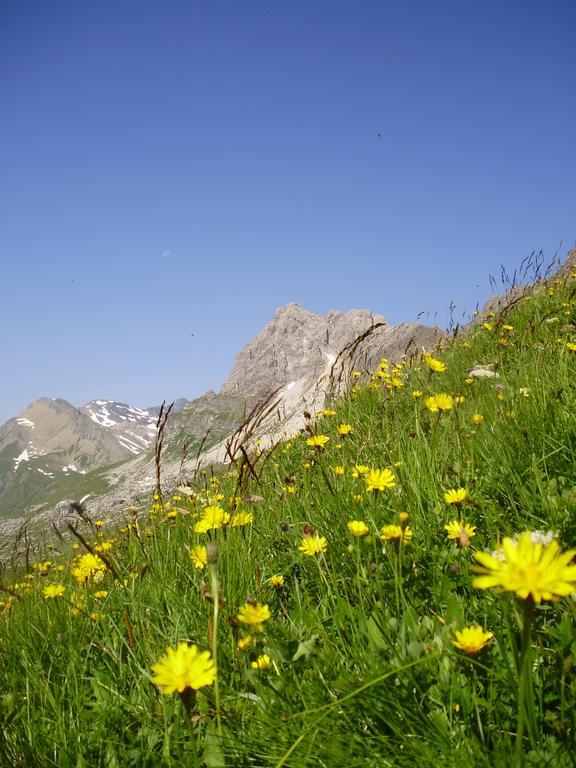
[1,0,574,425]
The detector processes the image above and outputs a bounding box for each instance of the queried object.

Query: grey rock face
[221,303,390,398]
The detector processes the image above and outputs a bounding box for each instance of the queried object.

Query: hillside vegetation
[1,261,575,767]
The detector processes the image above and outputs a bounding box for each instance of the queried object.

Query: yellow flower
[333,465,345,476]
[151,643,216,694]
[352,465,370,478]
[425,354,447,373]
[502,324,514,332]
[351,370,362,377]
[237,635,253,650]
[94,540,113,552]
[424,395,440,413]
[435,393,454,411]
[189,545,208,570]
[43,584,65,599]
[472,532,576,603]
[365,468,396,492]
[411,390,423,398]
[93,590,109,599]
[347,520,369,537]
[472,413,484,425]
[566,342,576,352]
[237,602,271,632]
[444,488,469,505]
[321,409,336,417]
[71,552,107,583]
[337,424,352,436]
[230,510,254,527]
[298,534,328,556]
[194,505,230,533]
[269,574,285,588]
[380,524,413,542]
[306,435,330,449]
[251,654,271,670]
[482,322,493,331]
[464,377,474,385]
[33,560,52,572]
[453,626,493,656]
[445,520,477,546]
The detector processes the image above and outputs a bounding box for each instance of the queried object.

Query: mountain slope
[0,398,140,518]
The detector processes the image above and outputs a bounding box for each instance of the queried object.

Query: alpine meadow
[1,254,575,767]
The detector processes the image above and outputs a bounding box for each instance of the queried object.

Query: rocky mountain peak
[221,303,391,398]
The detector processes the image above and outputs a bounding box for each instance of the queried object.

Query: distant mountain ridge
[0,300,441,541]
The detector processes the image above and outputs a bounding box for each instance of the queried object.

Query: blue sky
[0,0,574,425]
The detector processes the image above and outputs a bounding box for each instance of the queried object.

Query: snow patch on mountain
[16,418,35,428]
[62,464,86,475]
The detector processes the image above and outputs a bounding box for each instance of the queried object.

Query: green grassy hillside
[1,263,575,767]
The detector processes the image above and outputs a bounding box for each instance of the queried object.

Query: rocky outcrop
[222,302,441,400]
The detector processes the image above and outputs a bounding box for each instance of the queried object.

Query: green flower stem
[471,667,485,747]
[208,560,223,739]
[515,597,534,767]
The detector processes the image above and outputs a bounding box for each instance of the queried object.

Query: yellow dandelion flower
[151,643,216,694]
[306,435,330,449]
[251,654,271,670]
[321,409,336,417]
[472,532,576,603]
[189,545,208,570]
[347,520,369,537]
[453,626,493,656]
[94,540,113,552]
[333,465,345,476]
[237,635,253,650]
[424,395,439,412]
[445,520,477,547]
[472,413,484,425]
[194,505,230,533]
[269,574,285,588]
[464,377,474,385]
[425,354,447,373]
[411,390,423,398]
[237,602,271,632]
[71,552,107,583]
[33,560,52,572]
[435,393,454,411]
[93,590,109,599]
[566,341,576,352]
[230,510,254,527]
[444,488,469,505]
[43,584,65,599]
[365,468,396,492]
[352,465,370,478]
[482,322,493,331]
[380,524,413,542]
[337,424,352,436]
[298,534,328,556]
